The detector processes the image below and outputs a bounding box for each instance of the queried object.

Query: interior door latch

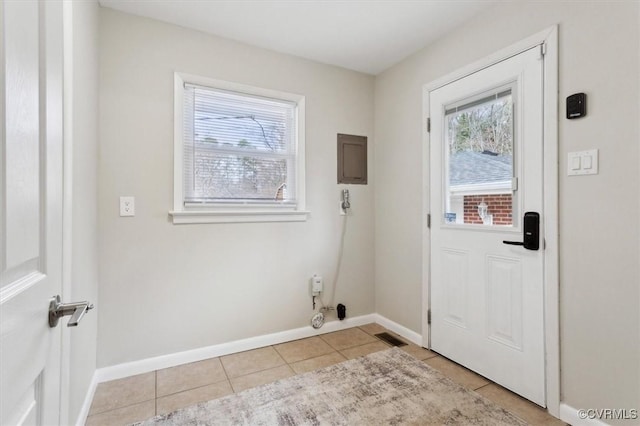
[48,295,94,327]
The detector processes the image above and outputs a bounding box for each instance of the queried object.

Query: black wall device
[566,93,586,119]
[337,303,346,320]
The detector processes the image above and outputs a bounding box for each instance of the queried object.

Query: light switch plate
[119,196,135,216]
[567,150,598,176]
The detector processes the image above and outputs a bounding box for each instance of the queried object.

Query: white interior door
[429,45,545,405]
[1,1,64,424]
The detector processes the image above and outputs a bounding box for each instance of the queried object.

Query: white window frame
[170,72,308,224]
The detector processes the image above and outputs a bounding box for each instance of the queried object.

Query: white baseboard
[79,313,420,425]
[560,403,610,426]
[372,313,423,346]
[75,371,99,426]
[95,314,376,383]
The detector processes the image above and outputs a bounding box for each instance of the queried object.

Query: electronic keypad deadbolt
[503,212,540,251]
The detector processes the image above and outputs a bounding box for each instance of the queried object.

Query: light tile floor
[86,324,565,425]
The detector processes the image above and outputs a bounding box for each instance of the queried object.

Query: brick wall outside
[463,194,512,225]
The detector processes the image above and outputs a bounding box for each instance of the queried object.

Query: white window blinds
[182,83,298,205]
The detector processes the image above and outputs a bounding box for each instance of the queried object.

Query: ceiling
[99,0,496,75]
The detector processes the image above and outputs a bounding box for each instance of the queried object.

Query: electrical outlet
[311,275,323,295]
[119,196,135,217]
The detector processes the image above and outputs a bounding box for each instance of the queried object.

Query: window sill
[169,210,310,224]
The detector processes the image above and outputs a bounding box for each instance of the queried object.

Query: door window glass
[444,86,516,227]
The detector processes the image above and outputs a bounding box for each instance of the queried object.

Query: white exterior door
[1,1,64,424]
[429,46,546,405]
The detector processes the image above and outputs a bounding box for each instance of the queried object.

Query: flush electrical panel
[337,134,367,184]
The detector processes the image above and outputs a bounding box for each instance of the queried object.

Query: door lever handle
[502,212,540,251]
[67,303,91,326]
[49,295,94,328]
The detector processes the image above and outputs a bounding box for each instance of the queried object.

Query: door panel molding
[440,248,469,329]
[485,254,523,351]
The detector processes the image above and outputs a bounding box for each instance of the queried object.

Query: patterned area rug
[135,348,527,425]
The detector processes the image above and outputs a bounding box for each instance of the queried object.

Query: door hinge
[540,43,546,58]
[427,309,431,325]
[426,117,431,133]
[512,177,518,191]
[427,213,431,228]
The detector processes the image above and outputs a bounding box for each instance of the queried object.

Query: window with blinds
[182,82,298,206]
[172,74,306,224]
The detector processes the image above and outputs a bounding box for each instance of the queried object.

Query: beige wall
[374,1,639,418]
[97,1,639,417]
[65,0,100,422]
[98,9,375,367]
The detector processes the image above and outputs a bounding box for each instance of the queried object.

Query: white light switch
[568,150,598,176]
[571,156,581,170]
[119,196,135,217]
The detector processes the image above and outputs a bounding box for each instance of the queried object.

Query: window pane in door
[444,87,515,226]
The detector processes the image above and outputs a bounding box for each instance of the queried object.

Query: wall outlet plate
[119,196,135,216]
[311,275,323,295]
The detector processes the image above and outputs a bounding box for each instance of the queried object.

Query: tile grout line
[474,382,492,391]
[287,349,341,368]
[153,356,236,412]
[421,352,439,360]
[272,343,287,361]
[223,347,289,382]
[154,376,232,400]
[86,396,157,418]
[219,357,231,381]
[317,333,331,348]
[217,355,238,394]
[271,344,288,367]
